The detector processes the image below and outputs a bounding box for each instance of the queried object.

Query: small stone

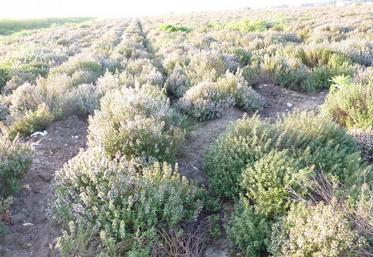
[38,173,53,182]
[23,222,34,227]
[22,184,32,191]
[286,102,293,107]
[30,131,48,138]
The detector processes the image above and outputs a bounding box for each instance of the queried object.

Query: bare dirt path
[177,108,246,184]
[0,115,88,257]
[256,84,327,120]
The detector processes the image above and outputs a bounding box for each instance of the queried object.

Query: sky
[0,0,331,18]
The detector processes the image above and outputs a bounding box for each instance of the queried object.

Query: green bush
[204,112,366,199]
[302,66,335,91]
[321,75,373,129]
[261,54,308,91]
[16,63,49,79]
[0,65,12,90]
[1,133,32,232]
[165,68,191,97]
[68,83,99,115]
[270,201,361,257]
[241,63,263,86]
[222,111,371,256]
[51,149,204,256]
[241,150,312,218]
[88,83,183,162]
[228,203,272,257]
[36,73,77,118]
[8,83,39,115]
[231,173,370,257]
[52,59,102,79]
[8,105,54,138]
[296,48,351,69]
[186,50,227,85]
[0,134,32,198]
[71,70,100,86]
[231,48,252,66]
[178,72,263,121]
[204,115,274,198]
[296,48,353,91]
[277,111,364,185]
[177,80,235,121]
[159,24,192,33]
[260,47,354,92]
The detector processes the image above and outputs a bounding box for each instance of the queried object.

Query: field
[0,4,372,257]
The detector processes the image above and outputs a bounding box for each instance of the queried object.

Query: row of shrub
[257,47,355,92]
[163,43,356,94]
[50,20,207,256]
[105,19,165,90]
[10,41,363,137]
[0,21,129,138]
[203,111,372,256]
[50,19,263,254]
[146,6,371,94]
[0,21,112,234]
[0,17,91,35]
[1,20,161,177]
[154,34,265,121]
[0,18,164,241]
[50,86,205,256]
[225,18,287,33]
[0,19,119,92]
[321,75,373,129]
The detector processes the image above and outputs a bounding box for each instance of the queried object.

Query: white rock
[22,222,34,227]
[286,102,293,107]
[30,131,48,137]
